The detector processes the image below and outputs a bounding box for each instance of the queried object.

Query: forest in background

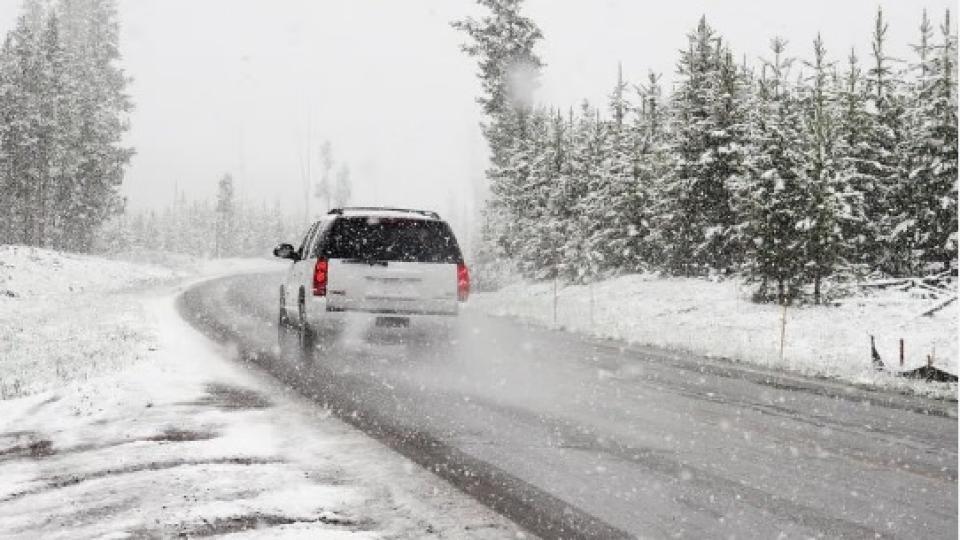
[0,0,955,296]
[455,1,958,303]
[93,174,296,258]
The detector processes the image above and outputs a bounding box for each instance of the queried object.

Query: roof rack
[328,207,441,220]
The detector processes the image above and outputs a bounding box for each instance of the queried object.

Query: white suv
[274,207,469,346]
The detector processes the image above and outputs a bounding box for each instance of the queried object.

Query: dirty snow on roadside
[0,247,526,538]
[471,274,957,399]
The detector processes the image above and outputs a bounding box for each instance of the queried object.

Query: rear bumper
[304,295,457,326]
[326,306,457,316]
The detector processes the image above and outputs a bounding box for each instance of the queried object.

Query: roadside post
[589,280,595,331]
[779,302,787,365]
[553,274,558,328]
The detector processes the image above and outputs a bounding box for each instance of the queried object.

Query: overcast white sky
[0,0,953,227]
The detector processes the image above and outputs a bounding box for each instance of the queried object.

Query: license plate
[365,276,419,300]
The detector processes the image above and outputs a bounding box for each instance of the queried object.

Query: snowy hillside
[0,246,182,399]
[471,274,958,398]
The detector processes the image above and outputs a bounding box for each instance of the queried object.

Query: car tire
[297,293,314,352]
[277,287,290,344]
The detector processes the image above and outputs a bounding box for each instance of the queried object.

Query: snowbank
[471,274,957,398]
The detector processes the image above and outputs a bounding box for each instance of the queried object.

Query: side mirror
[273,243,299,261]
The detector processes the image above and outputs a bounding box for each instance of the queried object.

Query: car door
[285,221,320,310]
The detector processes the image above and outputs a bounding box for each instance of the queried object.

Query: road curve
[177,272,958,539]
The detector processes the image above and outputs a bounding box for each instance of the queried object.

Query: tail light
[457,262,470,302]
[313,259,328,296]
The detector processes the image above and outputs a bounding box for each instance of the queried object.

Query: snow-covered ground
[0,247,525,538]
[0,246,282,400]
[471,274,958,399]
[0,246,182,400]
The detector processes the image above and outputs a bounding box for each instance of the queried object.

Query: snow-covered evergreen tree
[0,1,46,246]
[564,102,606,282]
[533,109,572,279]
[896,9,958,272]
[834,45,898,276]
[861,7,909,273]
[738,38,810,303]
[452,0,543,167]
[516,108,562,278]
[798,35,861,302]
[584,65,644,275]
[317,140,333,212]
[58,0,134,251]
[0,0,132,251]
[495,106,546,270]
[215,173,235,257]
[659,18,747,276]
[453,0,544,283]
[333,164,352,208]
[632,71,669,268]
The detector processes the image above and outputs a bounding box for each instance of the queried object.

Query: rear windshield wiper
[343,258,389,267]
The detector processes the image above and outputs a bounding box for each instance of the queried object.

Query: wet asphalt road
[179,272,957,539]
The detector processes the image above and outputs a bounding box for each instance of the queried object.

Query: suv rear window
[319,217,463,264]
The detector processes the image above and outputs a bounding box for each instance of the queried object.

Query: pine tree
[799,35,860,302]
[333,163,351,208]
[861,7,909,273]
[215,173,235,257]
[585,65,642,274]
[0,1,46,246]
[57,0,134,251]
[708,47,751,270]
[898,9,958,272]
[143,209,159,249]
[564,102,605,282]
[33,10,62,247]
[632,71,669,268]
[533,109,571,279]
[834,48,879,272]
[452,0,544,166]
[497,106,548,270]
[516,109,561,278]
[453,0,544,280]
[0,0,135,251]
[739,38,810,303]
[928,10,958,269]
[659,18,746,275]
[317,140,333,212]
